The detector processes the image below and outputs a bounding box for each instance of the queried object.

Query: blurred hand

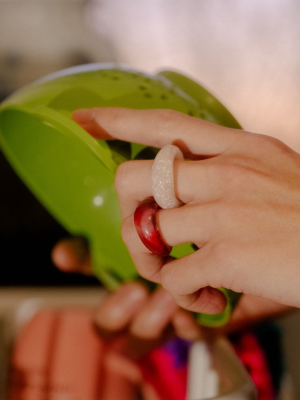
[52,237,203,358]
[52,237,292,353]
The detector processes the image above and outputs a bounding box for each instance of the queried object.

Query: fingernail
[95,283,147,329]
[130,289,177,337]
[172,310,203,341]
[72,108,95,124]
[51,237,89,272]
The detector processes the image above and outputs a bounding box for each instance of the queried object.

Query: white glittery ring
[151,144,184,209]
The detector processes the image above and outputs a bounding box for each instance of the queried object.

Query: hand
[92,335,161,400]
[71,107,300,316]
[52,237,292,344]
[52,237,203,359]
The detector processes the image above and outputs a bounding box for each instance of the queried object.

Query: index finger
[72,108,241,157]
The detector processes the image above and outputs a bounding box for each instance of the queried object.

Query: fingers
[126,288,178,358]
[70,107,245,318]
[72,108,241,157]
[51,237,92,275]
[129,288,178,339]
[114,159,153,218]
[94,283,149,334]
[72,108,115,140]
[121,204,215,283]
[115,158,223,219]
[172,310,203,341]
[95,282,169,359]
[94,284,175,342]
[157,248,228,314]
[94,284,205,359]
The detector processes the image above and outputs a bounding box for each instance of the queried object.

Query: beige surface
[0,286,104,312]
[0,286,106,346]
[87,0,300,150]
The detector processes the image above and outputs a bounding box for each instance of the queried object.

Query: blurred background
[0,0,300,396]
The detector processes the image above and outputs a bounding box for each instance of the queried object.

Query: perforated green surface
[0,64,241,326]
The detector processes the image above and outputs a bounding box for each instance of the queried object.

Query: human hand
[70,107,300,316]
[52,237,203,359]
[52,237,291,347]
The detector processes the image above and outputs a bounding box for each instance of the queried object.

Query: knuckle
[219,160,237,177]
[267,136,289,153]
[254,133,287,153]
[258,133,279,146]
[160,263,177,294]
[210,241,241,289]
[120,216,134,246]
[217,160,243,187]
[216,157,256,191]
[211,240,235,267]
[159,266,171,292]
[114,161,132,195]
[171,294,191,311]
[153,109,186,139]
[175,292,198,310]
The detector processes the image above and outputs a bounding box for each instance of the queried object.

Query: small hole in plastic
[161,94,168,100]
[144,93,152,98]
[188,110,194,116]
[139,85,147,91]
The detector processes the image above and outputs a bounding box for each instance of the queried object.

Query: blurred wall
[1,0,300,394]
[87,0,300,150]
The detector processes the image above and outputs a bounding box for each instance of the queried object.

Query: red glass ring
[134,198,172,257]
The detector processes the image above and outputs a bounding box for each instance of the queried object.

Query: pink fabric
[138,333,275,400]
[232,333,275,400]
[138,342,188,400]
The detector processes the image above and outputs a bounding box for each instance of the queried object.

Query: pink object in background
[48,310,104,400]
[233,332,274,400]
[7,309,105,400]
[8,310,56,400]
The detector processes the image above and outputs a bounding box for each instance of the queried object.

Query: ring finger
[115,158,224,219]
[122,203,215,282]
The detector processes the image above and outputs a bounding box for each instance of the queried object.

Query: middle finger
[115,158,223,219]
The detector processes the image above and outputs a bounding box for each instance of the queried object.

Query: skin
[52,237,291,347]
[70,107,300,308]
[51,106,300,398]
[52,238,204,351]
[52,106,298,347]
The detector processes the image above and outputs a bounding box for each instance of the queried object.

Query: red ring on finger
[134,198,172,257]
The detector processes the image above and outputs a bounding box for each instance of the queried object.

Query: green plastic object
[0,63,241,327]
